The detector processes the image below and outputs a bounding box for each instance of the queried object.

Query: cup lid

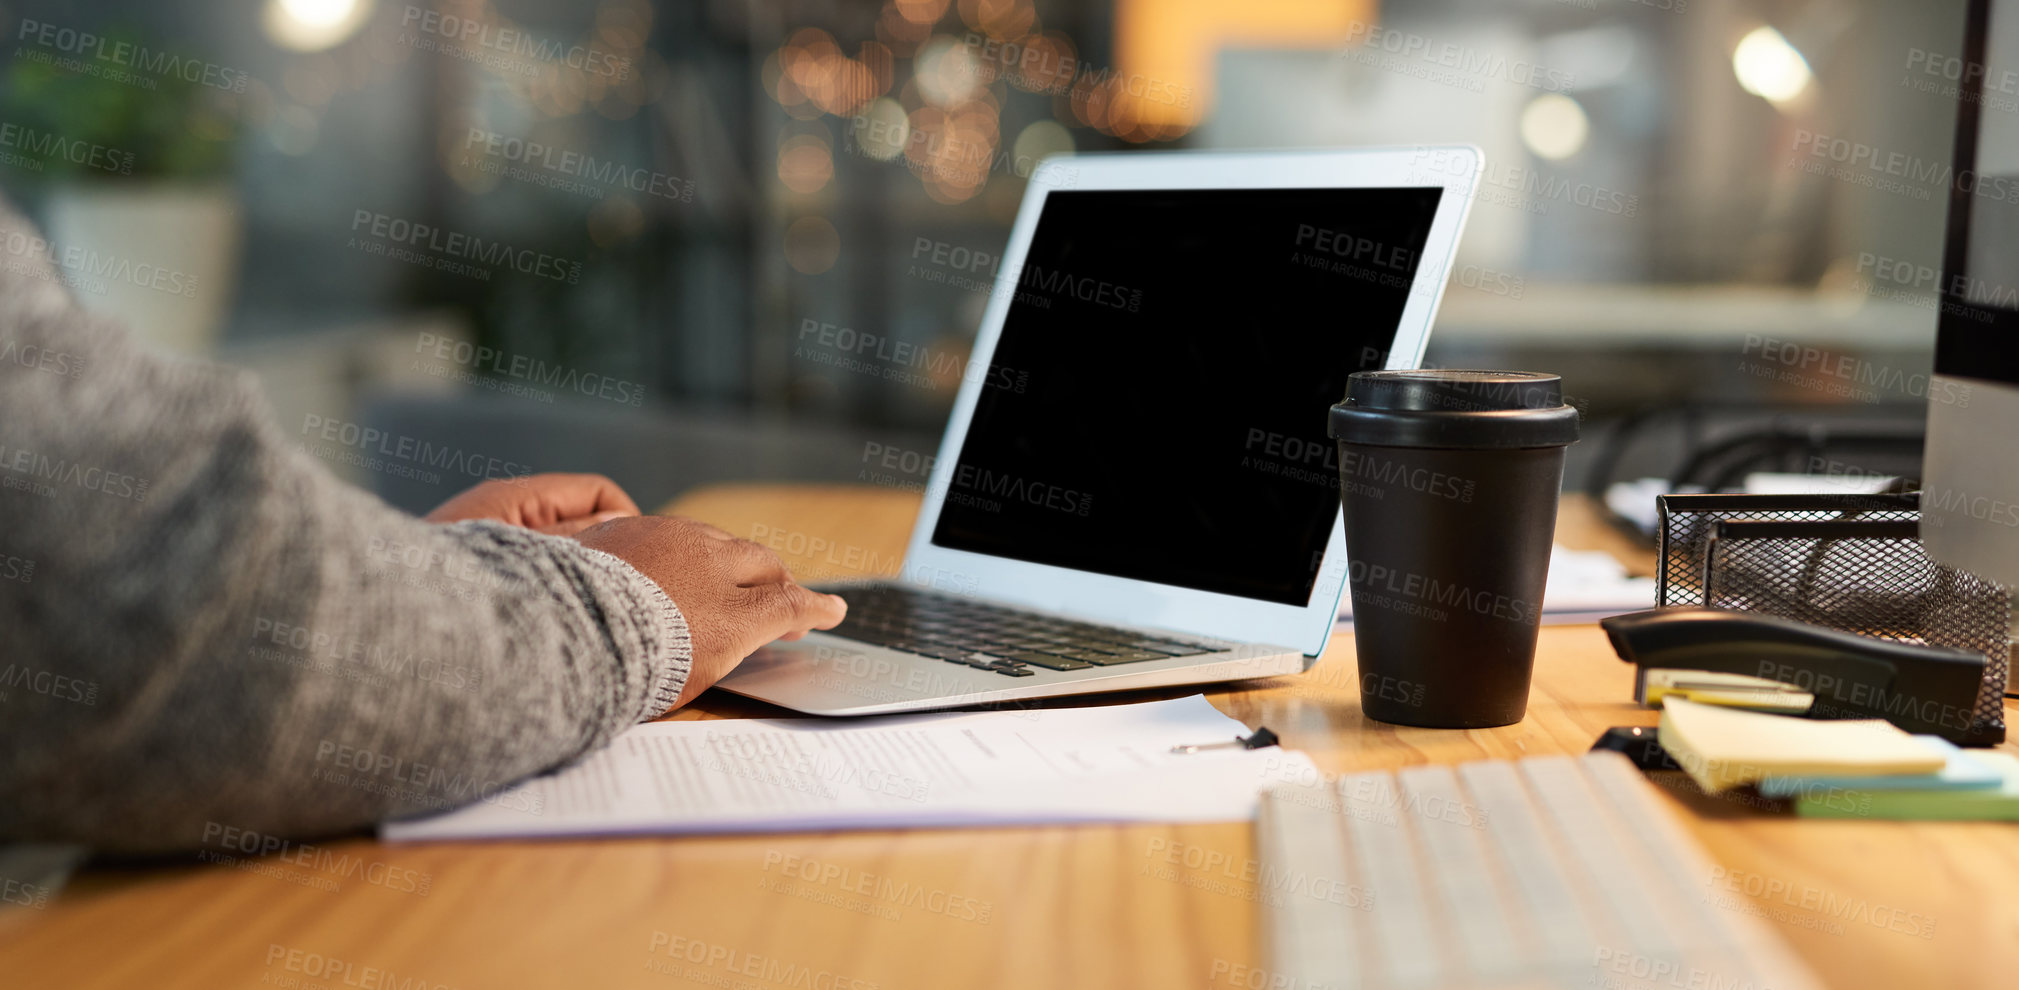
[1328,370,1581,449]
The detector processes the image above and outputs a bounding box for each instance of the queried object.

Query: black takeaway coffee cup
[1325,370,1580,728]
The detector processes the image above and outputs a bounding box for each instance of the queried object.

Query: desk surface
[3,487,2013,990]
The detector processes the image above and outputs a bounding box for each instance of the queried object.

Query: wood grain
[1,487,2011,989]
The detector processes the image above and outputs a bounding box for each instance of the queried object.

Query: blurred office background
[0,0,1967,525]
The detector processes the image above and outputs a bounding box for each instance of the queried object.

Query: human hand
[426,473,641,536]
[574,515,847,709]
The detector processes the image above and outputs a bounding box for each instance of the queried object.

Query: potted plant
[1,28,244,353]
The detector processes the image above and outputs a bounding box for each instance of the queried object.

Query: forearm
[0,202,690,853]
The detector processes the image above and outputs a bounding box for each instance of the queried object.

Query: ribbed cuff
[577,547,693,720]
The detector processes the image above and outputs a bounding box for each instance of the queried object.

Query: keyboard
[822,583,1221,678]
[1256,751,1825,990]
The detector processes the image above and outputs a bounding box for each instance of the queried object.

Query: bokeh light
[1002,31,1077,94]
[768,7,1077,200]
[957,0,1037,41]
[776,28,892,117]
[777,133,835,194]
[877,1,938,56]
[785,216,842,274]
[1732,26,1812,106]
[914,34,988,107]
[1011,119,1073,177]
[852,97,911,161]
[263,0,374,52]
[896,0,951,25]
[1519,94,1589,161]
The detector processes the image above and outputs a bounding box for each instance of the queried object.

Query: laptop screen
[930,186,1446,606]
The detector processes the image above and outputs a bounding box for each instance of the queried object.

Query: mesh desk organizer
[1656,493,2012,745]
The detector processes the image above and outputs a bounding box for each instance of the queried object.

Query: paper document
[383,695,1315,841]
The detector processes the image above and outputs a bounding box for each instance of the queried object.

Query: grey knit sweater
[0,200,691,853]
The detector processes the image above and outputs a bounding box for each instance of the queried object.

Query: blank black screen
[931,186,1444,605]
[1937,0,2019,386]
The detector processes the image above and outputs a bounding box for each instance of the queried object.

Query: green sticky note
[1796,752,2019,820]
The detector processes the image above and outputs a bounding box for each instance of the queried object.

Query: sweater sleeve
[0,200,692,854]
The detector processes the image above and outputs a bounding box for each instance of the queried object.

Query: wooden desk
[4,487,2013,989]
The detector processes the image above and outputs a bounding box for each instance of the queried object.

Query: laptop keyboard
[821,583,1221,677]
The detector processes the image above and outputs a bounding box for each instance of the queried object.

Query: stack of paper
[383,695,1316,842]
[1657,698,2018,819]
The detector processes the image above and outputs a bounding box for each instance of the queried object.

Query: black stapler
[1600,607,1992,745]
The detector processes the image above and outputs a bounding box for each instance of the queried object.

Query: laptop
[720,147,1483,715]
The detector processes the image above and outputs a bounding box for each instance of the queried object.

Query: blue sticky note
[1758,735,2000,797]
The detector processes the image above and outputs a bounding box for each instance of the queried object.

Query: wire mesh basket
[1656,493,2010,744]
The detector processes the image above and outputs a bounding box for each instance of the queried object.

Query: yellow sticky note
[1657,698,1944,793]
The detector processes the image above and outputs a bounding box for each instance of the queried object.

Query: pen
[1171,727,1279,754]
